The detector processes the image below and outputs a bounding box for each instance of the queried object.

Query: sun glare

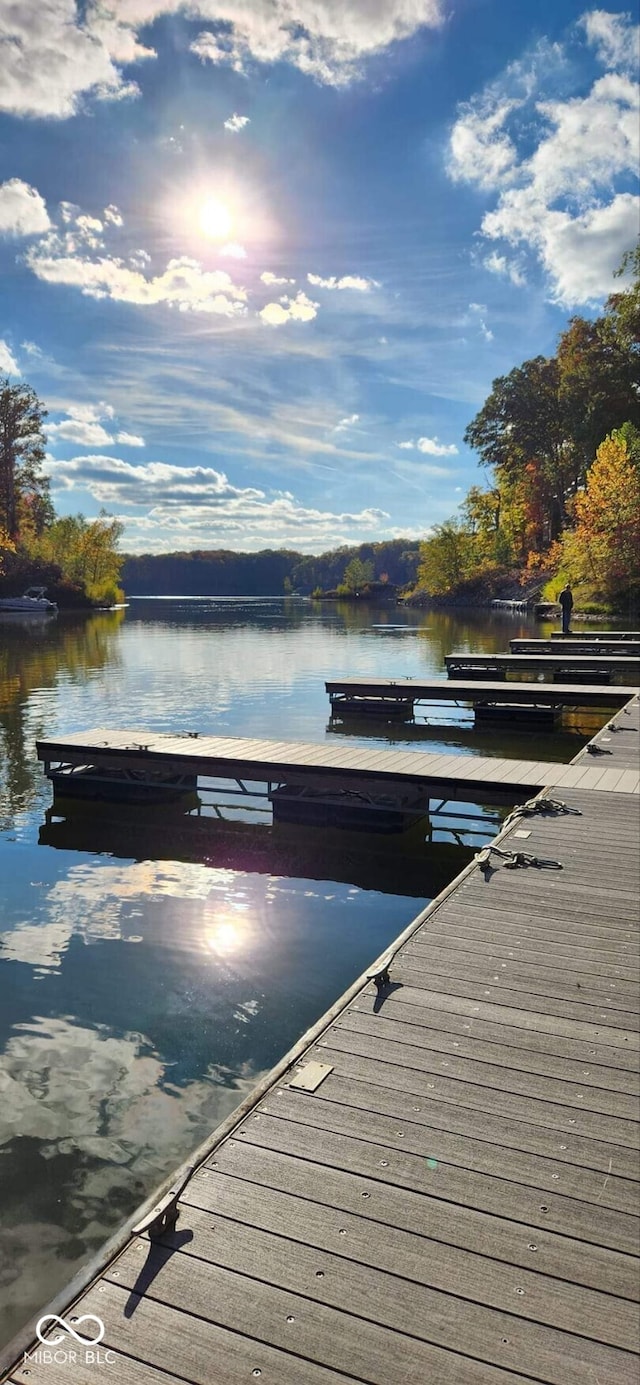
[199,197,233,241]
[206,917,244,955]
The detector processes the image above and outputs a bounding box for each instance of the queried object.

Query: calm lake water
[0,597,596,1346]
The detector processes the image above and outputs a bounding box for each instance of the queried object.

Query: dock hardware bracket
[132,1164,196,1241]
[367,952,394,991]
[475,845,562,873]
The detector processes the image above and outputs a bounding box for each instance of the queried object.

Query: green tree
[556,314,640,475]
[0,379,51,540]
[606,241,640,370]
[417,520,474,596]
[33,511,124,602]
[463,356,569,539]
[339,557,374,593]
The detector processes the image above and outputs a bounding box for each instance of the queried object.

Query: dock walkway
[511,638,640,656]
[326,675,635,713]
[446,652,640,682]
[549,630,640,641]
[5,697,639,1383]
[36,728,640,809]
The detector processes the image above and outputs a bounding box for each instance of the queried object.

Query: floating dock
[6,696,639,1384]
[445,651,640,684]
[549,630,640,642]
[326,676,636,731]
[35,729,639,833]
[511,638,640,656]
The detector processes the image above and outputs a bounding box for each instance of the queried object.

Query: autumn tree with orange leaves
[552,428,640,605]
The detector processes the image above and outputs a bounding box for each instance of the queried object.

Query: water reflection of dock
[326,674,635,733]
[6,695,639,1384]
[39,807,475,901]
[36,728,639,835]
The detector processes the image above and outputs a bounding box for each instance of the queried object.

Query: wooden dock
[326,676,635,730]
[326,676,635,709]
[446,651,640,683]
[36,728,640,819]
[549,630,640,641]
[511,638,640,656]
[6,696,639,1383]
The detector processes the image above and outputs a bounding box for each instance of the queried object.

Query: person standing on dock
[558,583,573,634]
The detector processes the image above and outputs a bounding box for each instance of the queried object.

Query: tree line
[121,540,420,596]
[0,381,124,605]
[416,243,640,612]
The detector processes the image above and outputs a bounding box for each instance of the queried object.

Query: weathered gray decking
[36,728,640,804]
[510,638,640,656]
[446,652,640,680]
[326,675,636,710]
[6,697,639,1384]
[548,630,640,641]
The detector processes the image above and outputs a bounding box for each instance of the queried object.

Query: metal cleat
[132,1165,195,1241]
[367,952,393,991]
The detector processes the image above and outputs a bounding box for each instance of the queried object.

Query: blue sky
[0,2,638,554]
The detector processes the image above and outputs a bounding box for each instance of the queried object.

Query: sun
[198,197,233,241]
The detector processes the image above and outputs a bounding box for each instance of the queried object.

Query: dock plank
[337,1009,640,1092]
[207,1139,640,1299]
[183,1171,637,1348]
[314,1024,640,1119]
[106,1240,537,1385]
[263,1086,638,1211]
[231,1112,640,1254]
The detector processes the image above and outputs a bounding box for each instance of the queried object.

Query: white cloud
[117,431,145,448]
[129,249,152,270]
[260,271,295,286]
[47,419,114,447]
[74,213,104,250]
[0,179,51,237]
[189,1,444,86]
[68,401,115,424]
[581,9,640,72]
[259,291,319,326]
[47,404,145,450]
[483,251,526,287]
[190,28,247,75]
[308,272,380,291]
[219,242,247,259]
[26,242,248,317]
[449,99,519,190]
[467,302,493,341]
[76,214,103,235]
[334,414,360,431]
[224,113,250,132]
[0,0,154,119]
[398,436,458,456]
[44,452,390,549]
[0,340,20,375]
[511,192,640,308]
[449,20,640,305]
[104,204,124,227]
[0,1,443,119]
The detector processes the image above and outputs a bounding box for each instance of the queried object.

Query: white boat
[0,586,58,613]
